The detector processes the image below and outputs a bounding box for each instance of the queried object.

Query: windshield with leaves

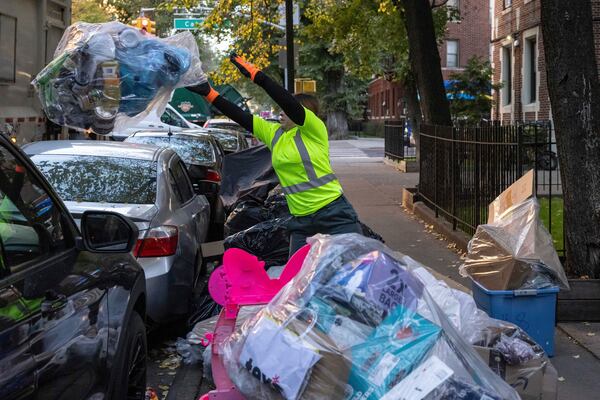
[126,136,216,165]
[32,155,157,204]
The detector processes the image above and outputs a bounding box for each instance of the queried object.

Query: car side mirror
[80,211,139,253]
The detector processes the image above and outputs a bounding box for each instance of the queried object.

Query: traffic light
[130,17,156,35]
[295,79,317,94]
[148,19,156,35]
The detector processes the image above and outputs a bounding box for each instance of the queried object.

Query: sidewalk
[331,140,600,400]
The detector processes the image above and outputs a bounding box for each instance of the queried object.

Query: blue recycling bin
[470,280,559,357]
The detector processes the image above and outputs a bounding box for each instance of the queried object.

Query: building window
[446,40,459,68]
[504,0,512,8]
[502,46,512,106]
[0,14,17,83]
[523,36,538,104]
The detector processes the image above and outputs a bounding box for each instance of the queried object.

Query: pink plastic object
[208,245,310,319]
[199,245,310,400]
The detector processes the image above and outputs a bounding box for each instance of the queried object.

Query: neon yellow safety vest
[253,108,343,217]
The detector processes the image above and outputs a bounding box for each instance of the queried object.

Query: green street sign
[174,18,203,30]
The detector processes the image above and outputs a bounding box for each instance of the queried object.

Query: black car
[0,134,147,399]
[202,128,249,154]
[125,131,226,239]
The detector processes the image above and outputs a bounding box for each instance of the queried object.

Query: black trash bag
[224,217,292,267]
[188,294,222,328]
[224,200,267,237]
[359,221,385,243]
[219,145,279,213]
[263,193,291,220]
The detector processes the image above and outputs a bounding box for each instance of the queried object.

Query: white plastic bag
[239,314,321,400]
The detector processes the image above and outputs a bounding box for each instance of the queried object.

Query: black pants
[288,195,362,257]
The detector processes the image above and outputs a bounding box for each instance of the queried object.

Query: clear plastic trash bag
[219,233,520,400]
[460,197,569,290]
[32,21,207,135]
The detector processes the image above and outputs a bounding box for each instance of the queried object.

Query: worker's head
[279,94,320,131]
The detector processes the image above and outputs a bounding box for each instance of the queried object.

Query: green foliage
[446,56,500,123]
[298,39,367,120]
[72,0,114,23]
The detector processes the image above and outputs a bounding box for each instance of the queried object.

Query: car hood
[64,201,158,231]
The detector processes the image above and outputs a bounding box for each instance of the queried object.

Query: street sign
[173,18,203,30]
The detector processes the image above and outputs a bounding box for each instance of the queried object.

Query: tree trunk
[324,67,349,139]
[326,111,349,140]
[402,74,422,166]
[541,0,600,277]
[401,0,452,126]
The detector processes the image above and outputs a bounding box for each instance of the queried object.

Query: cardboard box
[488,170,535,224]
[285,317,352,400]
[474,345,558,400]
[463,228,539,290]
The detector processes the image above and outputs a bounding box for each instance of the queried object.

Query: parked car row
[0,134,146,399]
[0,113,254,399]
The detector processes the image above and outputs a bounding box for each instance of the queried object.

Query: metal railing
[384,119,416,161]
[418,121,564,257]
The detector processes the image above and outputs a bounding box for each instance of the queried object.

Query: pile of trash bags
[33,21,206,135]
[460,171,569,291]
[217,234,528,400]
[221,146,383,267]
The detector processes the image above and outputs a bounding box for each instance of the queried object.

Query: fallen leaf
[159,355,182,370]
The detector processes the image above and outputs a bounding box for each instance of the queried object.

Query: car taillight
[206,169,221,182]
[133,226,178,258]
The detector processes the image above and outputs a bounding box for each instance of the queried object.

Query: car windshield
[211,132,239,151]
[126,136,216,165]
[31,155,157,204]
[207,122,247,134]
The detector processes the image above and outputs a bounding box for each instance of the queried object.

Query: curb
[401,188,471,254]
[412,202,471,254]
[383,157,419,173]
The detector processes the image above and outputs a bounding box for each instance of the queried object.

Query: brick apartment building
[491,0,600,122]
[368,0,490,120]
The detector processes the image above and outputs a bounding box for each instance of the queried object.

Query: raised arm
[230,54,306,126]
[186,82,253,133]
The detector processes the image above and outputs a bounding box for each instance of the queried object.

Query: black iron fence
[384,119,416,161]
[418,121,564,257]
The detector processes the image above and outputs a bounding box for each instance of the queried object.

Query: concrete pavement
[331,138,600,400]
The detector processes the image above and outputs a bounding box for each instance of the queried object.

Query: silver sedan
[24,141,211,324]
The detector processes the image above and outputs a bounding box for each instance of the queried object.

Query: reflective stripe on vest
[271,127,285,149]
[272,128,338,196]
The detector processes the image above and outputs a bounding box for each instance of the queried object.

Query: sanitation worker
[187,54,362,256]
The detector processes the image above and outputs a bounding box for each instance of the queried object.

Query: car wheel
[111,311,147,400]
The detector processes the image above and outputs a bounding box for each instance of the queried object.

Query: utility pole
[285,0,295,93]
